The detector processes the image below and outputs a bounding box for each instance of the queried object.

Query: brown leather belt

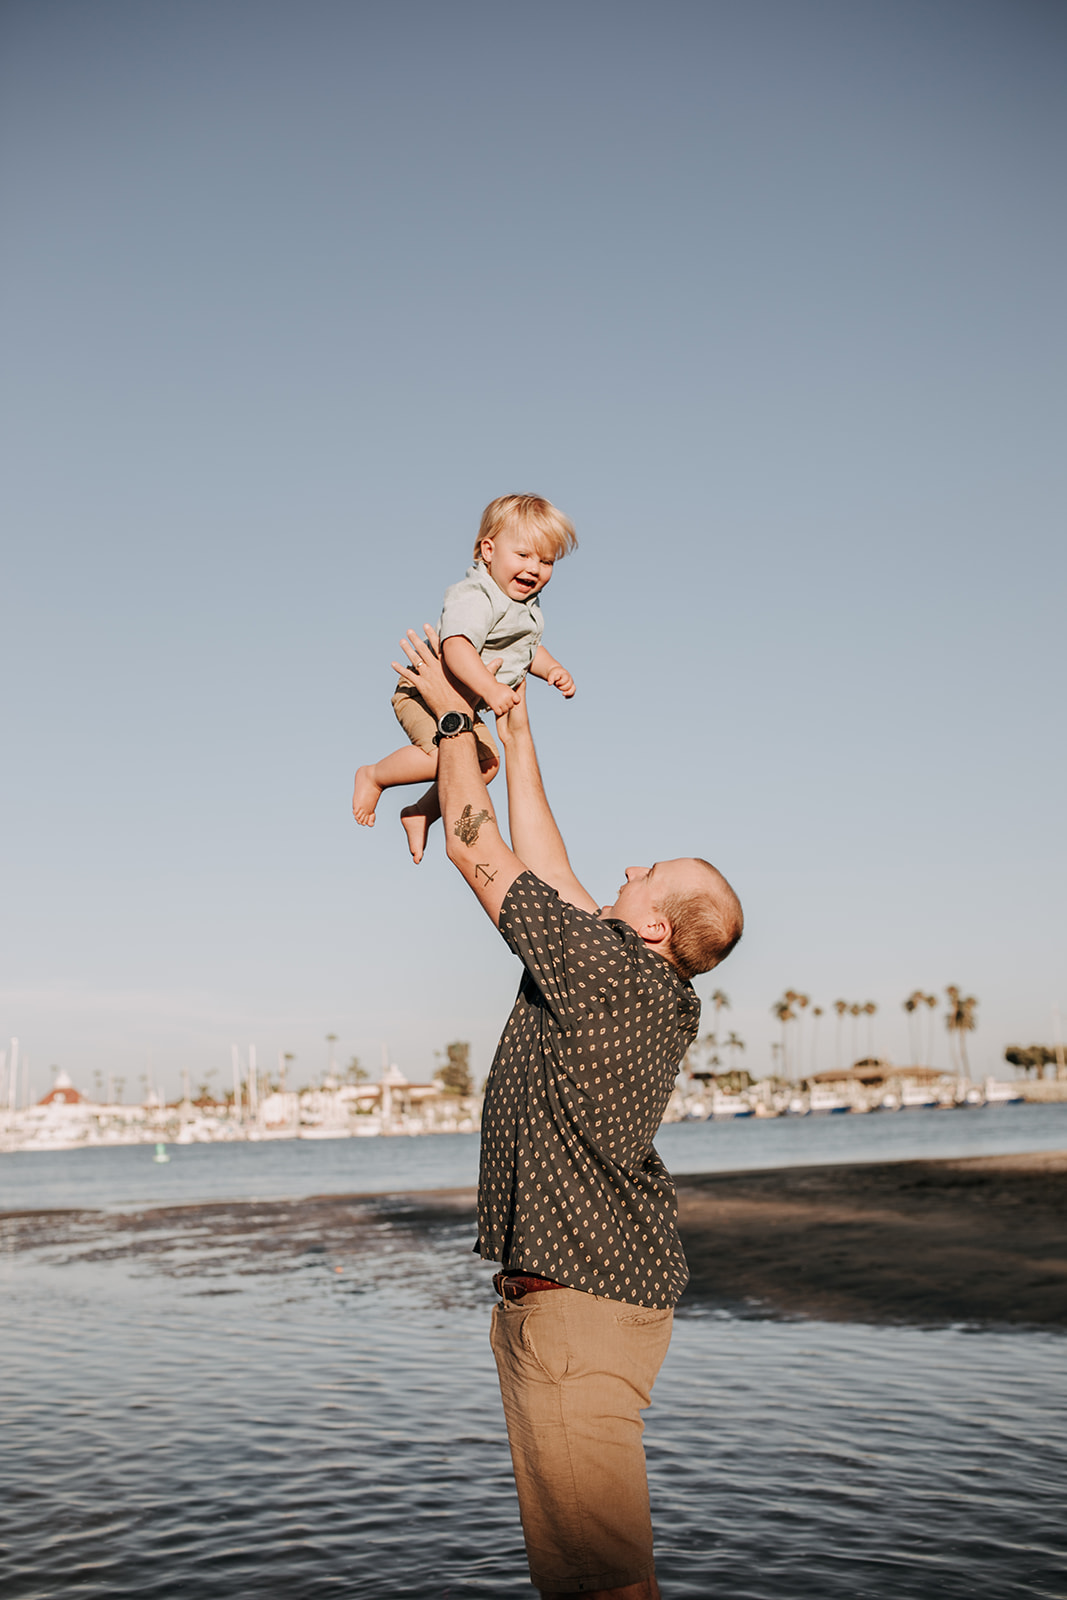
[493,1270,567,1301]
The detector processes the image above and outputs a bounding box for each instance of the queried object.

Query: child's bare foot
[352,767,382,826]
[400,804,435,864]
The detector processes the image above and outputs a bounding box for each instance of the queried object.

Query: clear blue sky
[3,0,1064,1100]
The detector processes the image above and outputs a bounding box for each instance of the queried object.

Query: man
[393,628,743,1599]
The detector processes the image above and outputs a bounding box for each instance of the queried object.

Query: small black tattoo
[454,804,490,845]
[475,862,497,884]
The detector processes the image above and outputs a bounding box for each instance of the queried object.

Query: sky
[2,0,1065,1103]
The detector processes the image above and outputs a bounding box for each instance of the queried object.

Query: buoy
[153,1142,170,1163]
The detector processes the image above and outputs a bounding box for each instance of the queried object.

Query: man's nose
[625,866,645,882]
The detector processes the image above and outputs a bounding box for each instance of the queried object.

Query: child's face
[480,528,555,602]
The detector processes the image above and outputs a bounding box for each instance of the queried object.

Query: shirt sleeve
[439,576,497,652]
[498,871,635,1025]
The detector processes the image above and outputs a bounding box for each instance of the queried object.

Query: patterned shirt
[476,870,701,1308]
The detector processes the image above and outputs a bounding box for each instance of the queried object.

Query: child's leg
[352,745,438,826]
[399,749,500,863]
[400,784,441,865]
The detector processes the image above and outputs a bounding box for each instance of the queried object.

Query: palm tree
[709,989,730,1052]
[903,991,926,1064]
[863,1001,877,1059]
[945,986,978,1080]
[325,1033,338,1082]
[849,1003,862,1066]
[771,993,797,1079]
[724,1032,745,1073]
[810,1006,824,1075]
[834,1000,848,1070]
[923,993,938,1066]
[791,993,810,1072]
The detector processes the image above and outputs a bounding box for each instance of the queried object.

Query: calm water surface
[4,1101,1067,1213]
[3,1107,1065,1598]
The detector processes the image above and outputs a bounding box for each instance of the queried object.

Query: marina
[5,1100,1067,1213]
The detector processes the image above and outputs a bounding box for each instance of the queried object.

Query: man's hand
[546,664,575,698]
[494,677,530,746]
[392,625,464,718]
[393,625,523,925]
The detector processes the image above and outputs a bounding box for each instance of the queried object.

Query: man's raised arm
[495,682,598,914]
[391,629,522,925]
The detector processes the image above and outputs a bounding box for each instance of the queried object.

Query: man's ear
[639,914,671,953]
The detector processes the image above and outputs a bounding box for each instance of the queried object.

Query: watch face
[439,711,464,735]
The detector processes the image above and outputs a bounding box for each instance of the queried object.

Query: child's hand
[483,680,521,717]
[546,665,576,698]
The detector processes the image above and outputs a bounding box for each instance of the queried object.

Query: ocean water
[3,1107,1066,1598]
[1,1199,1065,1600]
[4,1099,1067,1214]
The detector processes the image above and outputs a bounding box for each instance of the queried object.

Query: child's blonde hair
[474,494,578,562]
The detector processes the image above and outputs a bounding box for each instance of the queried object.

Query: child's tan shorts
[391,683,498,769]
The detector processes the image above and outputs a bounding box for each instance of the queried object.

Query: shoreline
[675,1149,1067,1329]
[4,1150,1064,1331]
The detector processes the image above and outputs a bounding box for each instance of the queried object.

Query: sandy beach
[675,1149,1067,1328]
[5,1149,1064,1330]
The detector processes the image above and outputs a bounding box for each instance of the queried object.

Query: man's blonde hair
[475,494,578,563]
[658,860,744,981]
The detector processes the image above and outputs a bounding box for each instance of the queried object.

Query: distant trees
[709,989,730,1037]
[862,1001,877,1058]
[771,991,808,1079]
[902,991,938,1065]
[1004,1044,1056,1079]
[686,1032,721,1083]
[436,1040,473,1097]
[833,1000,848,1069]
[771,994,796,1078]
[945,986,978,1078]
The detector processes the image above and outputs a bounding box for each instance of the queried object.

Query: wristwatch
[433,710,476,746]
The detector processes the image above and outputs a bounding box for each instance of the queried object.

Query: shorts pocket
[517,1299,572,1385]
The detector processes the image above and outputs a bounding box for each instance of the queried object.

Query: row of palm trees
[684,989,746,1079]
[768,986,979,1080]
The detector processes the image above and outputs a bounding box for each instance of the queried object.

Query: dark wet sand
[675,1149,1067,1328]
[4,1151,1064,1329]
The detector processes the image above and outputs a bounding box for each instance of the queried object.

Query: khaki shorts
[490,1287,673,1595]
[390,683,498,769]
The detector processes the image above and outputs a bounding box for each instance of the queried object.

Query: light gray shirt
[438,561,545,688]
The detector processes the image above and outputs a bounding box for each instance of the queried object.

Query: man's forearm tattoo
[475,862,497,884]
[454,804,491,846]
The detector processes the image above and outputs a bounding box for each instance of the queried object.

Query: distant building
[37,1070,85,1107]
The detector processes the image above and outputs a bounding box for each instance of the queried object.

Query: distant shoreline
[4,1151,1064,1331]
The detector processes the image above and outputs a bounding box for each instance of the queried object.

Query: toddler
[352,494,577,862]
